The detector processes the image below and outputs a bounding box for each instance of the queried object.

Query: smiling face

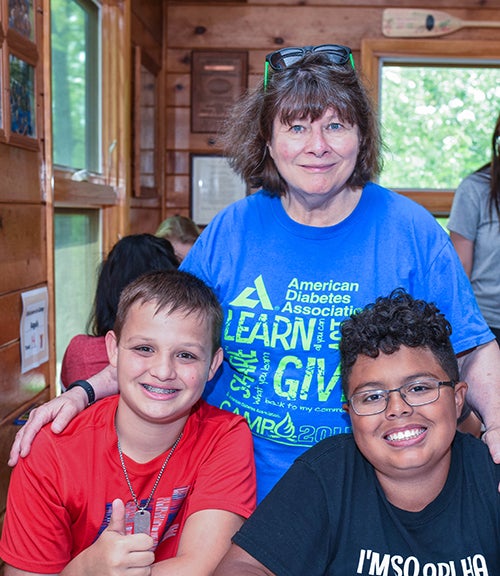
[106,300,223,430]
[267,108,360,202]
[345,346,466,486]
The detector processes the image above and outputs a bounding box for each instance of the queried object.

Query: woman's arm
[458,340,500,466]
[449,231,474,277]
[8,364,118,466]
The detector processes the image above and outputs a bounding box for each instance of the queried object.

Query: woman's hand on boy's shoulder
[8,385,89,466]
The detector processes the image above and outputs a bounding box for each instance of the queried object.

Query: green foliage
[379,65,500,190]
[51,0,98,171]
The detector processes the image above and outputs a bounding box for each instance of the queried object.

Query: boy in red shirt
[0,270,256,575]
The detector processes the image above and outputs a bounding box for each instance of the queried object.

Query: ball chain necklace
[117,431,183,535]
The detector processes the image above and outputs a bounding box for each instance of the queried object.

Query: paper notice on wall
[20,287,49,373]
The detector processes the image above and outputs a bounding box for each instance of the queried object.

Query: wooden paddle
[382,8,500,38]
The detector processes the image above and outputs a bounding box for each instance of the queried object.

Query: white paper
[20,287,49,373]
[192,155,247,225]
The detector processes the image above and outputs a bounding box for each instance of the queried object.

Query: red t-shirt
[0,396,256,573]
[60,334,109,388]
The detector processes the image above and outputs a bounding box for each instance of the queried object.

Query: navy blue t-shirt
[233,432,500,575]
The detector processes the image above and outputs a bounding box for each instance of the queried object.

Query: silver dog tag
[134,509,151,535]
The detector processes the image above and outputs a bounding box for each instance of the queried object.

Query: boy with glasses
[214,289,499,576]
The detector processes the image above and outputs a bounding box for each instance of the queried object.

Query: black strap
[66,379,96,406]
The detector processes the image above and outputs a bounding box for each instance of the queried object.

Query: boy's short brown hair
[113,270,223,355]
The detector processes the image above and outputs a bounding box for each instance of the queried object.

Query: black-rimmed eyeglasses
[347,379,456,416]
[264,44,354,89]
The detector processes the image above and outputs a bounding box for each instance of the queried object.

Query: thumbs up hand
[66,499,154,576]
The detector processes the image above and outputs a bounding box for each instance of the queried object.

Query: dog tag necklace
[117,431,183,535]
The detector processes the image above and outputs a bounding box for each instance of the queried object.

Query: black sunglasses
[264,44,354,89]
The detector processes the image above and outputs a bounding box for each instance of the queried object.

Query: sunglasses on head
[264,44,355,89]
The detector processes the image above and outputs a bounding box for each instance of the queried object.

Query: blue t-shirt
[182,183,492,501]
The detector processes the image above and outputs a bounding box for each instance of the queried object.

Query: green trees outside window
[51,0,100,172]
[379,65,500,190]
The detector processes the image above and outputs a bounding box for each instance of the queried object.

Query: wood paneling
[132,0,163,48]
[0,205,46,294]
[0,293,23,348]
[0,343,49,420]
[165,174,190,206]
[167,151,190,174]
[130,206,162,234]
[0,145,43,203]
[167,6,382,49]
[166,107,223,151]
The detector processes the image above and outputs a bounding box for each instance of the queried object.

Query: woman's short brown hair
[223,52,382,197]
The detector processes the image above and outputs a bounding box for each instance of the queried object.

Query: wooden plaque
[191,50,247,134]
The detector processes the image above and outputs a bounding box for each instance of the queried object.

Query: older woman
[10,46,500,502]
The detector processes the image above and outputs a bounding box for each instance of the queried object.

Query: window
[51,0,129,393]
[361,39,500,214]
[51,0,100,172]
[379,63,500,190]
[54,209,101,391]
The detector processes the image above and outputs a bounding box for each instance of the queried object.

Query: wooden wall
[0,0,52,563]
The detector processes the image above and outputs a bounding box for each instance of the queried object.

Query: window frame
[51,0,131,252]
[361,38,500,215]
[132,45,160,199]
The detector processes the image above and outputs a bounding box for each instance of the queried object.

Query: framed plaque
[191,154,247,225]
[191,50,247,133]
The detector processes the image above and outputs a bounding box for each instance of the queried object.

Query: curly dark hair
[339,289,459,397]
[222,51,382,197]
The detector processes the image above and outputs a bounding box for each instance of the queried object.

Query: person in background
[0,270,256,575]
[213,290,500,576]
[156,215,201,263]
[60,233,178,389]
[9,45,500,501]
[448,112,500,345]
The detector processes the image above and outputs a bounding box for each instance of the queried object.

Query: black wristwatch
[66,380,96,407]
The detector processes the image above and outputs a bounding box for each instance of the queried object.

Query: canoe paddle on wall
[382,8,500,38]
